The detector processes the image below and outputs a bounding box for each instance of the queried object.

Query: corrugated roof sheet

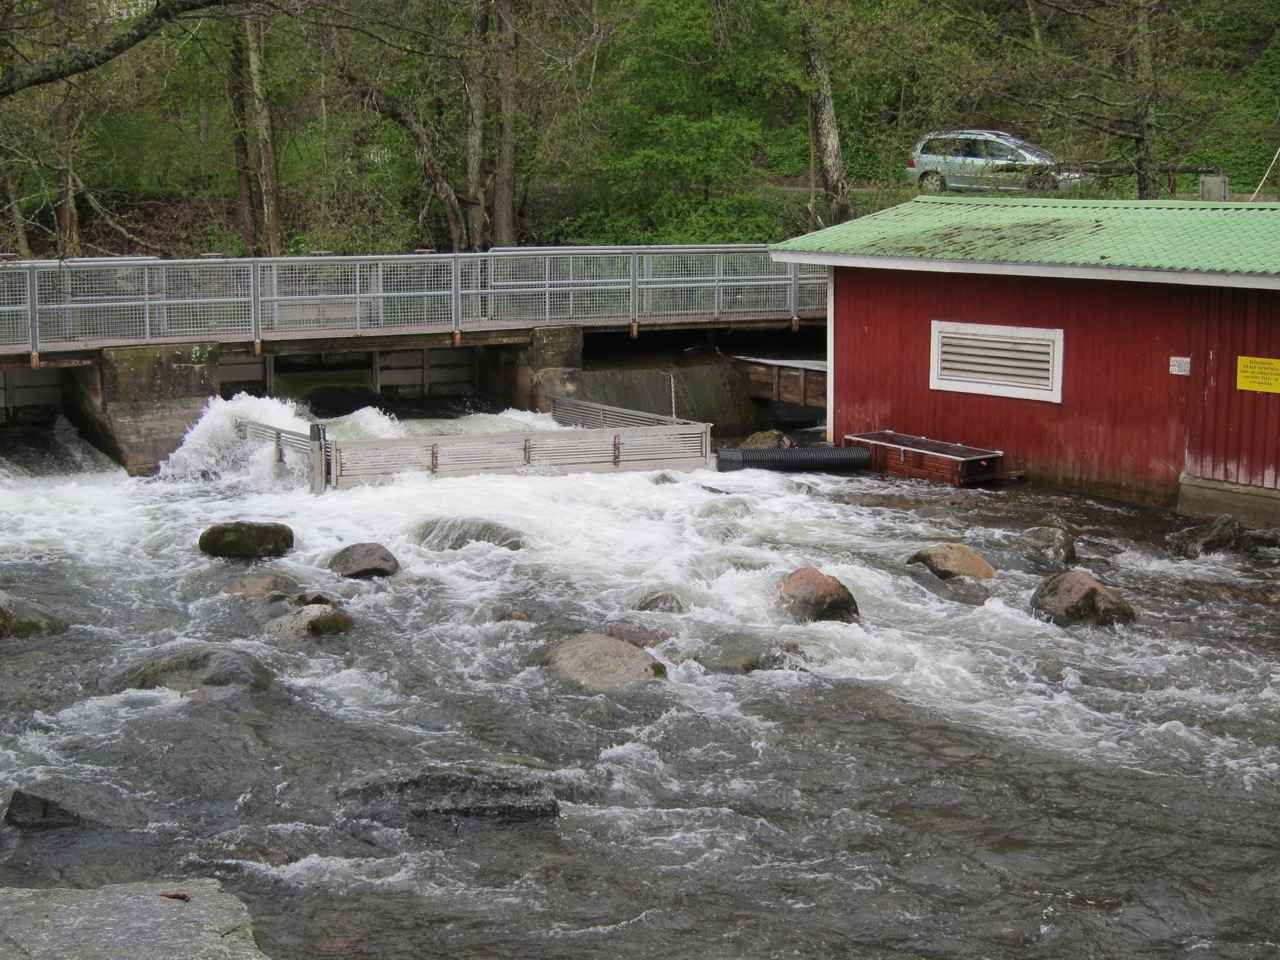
[770,196,1280,278]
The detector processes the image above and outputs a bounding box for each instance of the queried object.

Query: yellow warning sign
[1238,356,1280,393]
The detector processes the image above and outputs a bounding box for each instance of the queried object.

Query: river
[1,396,1278,959]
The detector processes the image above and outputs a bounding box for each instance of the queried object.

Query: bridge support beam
[64,344,217,475]
[476,326,584,412]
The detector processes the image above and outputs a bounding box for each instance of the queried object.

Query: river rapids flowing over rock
[2,396,1279,958]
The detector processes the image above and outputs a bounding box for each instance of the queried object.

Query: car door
[977,138,1024,190]
[946,138,987,190]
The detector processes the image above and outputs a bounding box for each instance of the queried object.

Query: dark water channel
[1,398,1278,959]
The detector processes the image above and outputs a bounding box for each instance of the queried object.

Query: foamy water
[2,396,1279,959]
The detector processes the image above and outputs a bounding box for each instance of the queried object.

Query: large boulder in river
[198,521,293,559]
[337,765,559,828]
[547,632,665,693]
[328,542,400,579]
[738,429,795,450]
[907,543,996,581]
[1030,571,1136,627]
[602,619,672,649]
[778,566,859,622]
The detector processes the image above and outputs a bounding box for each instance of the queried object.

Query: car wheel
[918,172,946,193]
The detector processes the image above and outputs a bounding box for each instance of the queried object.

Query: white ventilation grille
[930,321,1063,403]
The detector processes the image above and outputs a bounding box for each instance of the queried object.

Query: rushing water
[2,396,1279,959]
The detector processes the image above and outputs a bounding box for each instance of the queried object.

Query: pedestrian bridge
[1,245,827,360]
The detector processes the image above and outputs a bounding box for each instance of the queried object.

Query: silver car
[905,130,1088,192]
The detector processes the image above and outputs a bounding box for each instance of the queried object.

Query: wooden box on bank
[843,431,1008,487]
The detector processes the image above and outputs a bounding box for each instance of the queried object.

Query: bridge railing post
[789,263,800,319]
[250,263,262,347]
[629,252,639,323]
[26,263,39,362]
[451,255,462,341]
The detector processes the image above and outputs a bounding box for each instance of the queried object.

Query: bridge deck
[1,246,826,362]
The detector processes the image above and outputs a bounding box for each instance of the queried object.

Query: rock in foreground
[907,543,996,581]
[328,542,400,579]
[548,632,665,693]
[0,879,269,959]
[778,566,859,622]
[198,521,294,559]
[1031,570,1136,627]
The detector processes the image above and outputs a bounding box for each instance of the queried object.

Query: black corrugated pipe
[716,446,872,473]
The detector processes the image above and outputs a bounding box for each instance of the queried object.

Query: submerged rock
[0,590,69,638]
[198,521,294,559]
[1172,514,1251,559]
[106,642,272,695]
[328,542,400,579]
[265,604,354,642]
[417,516,525,551]
[338,765,560,827]
[634,591,685,614]
[1030,571,1136,627]
[778,566,859,623]
[1013,525,1078,571]
[548,632,665,693]
[907,543,996,581]
[223,571,300,599]
[3,779,152,830]
[0,879,270,959]
[602,619,672,649]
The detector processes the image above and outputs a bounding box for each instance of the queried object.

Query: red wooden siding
[1185,287,1280,489]
[832,267,1202,503]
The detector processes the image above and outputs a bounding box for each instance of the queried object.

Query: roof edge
[768,249,1280,291]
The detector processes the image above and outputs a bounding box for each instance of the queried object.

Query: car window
[959,139,984,159]
[921,138,950,155]
[984,141,1019,160]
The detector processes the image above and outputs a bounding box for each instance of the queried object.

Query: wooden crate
[843,431,1011,487]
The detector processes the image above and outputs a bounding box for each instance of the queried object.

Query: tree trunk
[492,0,518,246]
[465,0,491,250]
[229,29,259,256]
[1133,1,1161,200]
[245,17,283,256]
[2,164,30,258]
[54,95,79,258]
[800,11,852,225]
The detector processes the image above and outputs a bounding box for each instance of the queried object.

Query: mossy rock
[199,521,294,559]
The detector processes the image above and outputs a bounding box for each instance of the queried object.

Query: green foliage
[3,0,1279,255]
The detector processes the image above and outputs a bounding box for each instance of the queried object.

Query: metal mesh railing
[1,246,826,355]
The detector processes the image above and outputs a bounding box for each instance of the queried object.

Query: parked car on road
[905,130,1090,193]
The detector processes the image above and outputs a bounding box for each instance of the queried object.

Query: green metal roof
[770,196,1280,285]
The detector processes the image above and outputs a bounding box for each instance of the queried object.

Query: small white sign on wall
[1169,357,1191,376]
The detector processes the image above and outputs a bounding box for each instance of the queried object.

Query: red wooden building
[771,195,1280,526]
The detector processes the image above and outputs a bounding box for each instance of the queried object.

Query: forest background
[2,0,1279,260]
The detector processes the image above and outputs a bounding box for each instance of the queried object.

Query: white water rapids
[1,395,1278,959]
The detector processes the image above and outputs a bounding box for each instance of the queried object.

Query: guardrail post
[309,423,327,494]
[789,263,800,320]
[451,254,462,345]
[26,264,39,363]
[250,263,262,349]
[714,253,723,319]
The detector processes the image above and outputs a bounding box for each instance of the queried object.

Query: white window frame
[929,320,1063,403]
